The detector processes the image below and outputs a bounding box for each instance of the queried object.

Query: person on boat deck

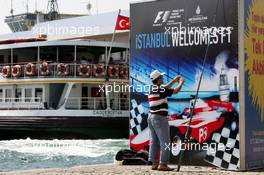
[109,57,114,64]
[80,56,89,64]
[148,70,185,171]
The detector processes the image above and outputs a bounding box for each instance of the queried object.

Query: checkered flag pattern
[130,99,148,135]
[205,127,240,170]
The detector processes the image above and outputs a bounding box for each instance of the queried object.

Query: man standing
[148,70,185,171]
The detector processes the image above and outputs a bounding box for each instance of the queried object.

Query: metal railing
[0,97,130,110]
[0,97,44,110]
[0,62,129,80]
[65,97,129,110]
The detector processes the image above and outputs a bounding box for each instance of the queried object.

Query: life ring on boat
[40,62,51,76]
[25,63,36,76]
[12,65,22,78]
[2,65,11,78]
[57,63,70,76]
[107,65,119,78]
[93,64,105,78]
[119,65,128,78]
[78,64,91,77]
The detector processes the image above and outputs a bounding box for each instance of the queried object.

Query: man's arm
[164,76,181,89]
[173,78,185,94]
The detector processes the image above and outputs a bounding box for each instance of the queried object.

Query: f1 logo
[154,11,171,24]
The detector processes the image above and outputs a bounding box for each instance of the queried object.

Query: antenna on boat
[86,2,92,15]
[10,0,14,16]
[96,0,98,15]
[81,1,93,15]
[22,0,29,13]
[35,0,40,24]
[35,0,38,13]
[26,0,29,13]
[46,0,60,21]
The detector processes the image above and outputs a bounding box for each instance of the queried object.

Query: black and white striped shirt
[148,85,173,116]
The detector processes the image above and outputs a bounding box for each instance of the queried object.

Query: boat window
[91,87,102,97]
[25,89,32,102]
[35,88,43,102]
[8,55,18,64]
[0,55,4,64]
[110,50,128,62]
[5,89,12,102]
[15,88,22,102]
[0,89,2,102]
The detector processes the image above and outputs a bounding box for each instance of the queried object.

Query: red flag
[115,15,130,30]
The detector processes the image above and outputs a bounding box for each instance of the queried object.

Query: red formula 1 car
[130,98,238,152]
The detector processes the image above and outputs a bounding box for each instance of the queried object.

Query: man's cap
[150,70,165,80]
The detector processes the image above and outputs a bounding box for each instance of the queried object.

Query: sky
[0,0,136,34]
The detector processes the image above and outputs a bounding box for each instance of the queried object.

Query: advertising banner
[244,0,264,170]
[130,0,239,170]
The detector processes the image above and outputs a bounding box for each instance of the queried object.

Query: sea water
[0,138,129,172]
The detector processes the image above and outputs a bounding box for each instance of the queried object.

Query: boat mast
[10,0,14,16]
[11,48,13,68]
[74,45,77,77]
[46,0,60,21]
[37,46,40,77]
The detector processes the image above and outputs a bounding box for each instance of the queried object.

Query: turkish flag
[115,15,130,30]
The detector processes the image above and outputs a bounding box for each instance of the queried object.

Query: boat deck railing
[0,97,129,110]
[0,62,129,80]
[0,97,44,110]
[65,97,130,110]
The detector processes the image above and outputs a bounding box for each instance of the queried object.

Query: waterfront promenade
[0,164,264,175]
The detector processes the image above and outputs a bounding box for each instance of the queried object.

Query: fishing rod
[177,0,220,172]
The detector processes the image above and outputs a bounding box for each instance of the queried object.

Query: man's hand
[180,78,186,84]
[173,77,185,94]
[173,76,181,83]
[164,75,181,89]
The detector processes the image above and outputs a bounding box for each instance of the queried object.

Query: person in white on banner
[148,70,185,171]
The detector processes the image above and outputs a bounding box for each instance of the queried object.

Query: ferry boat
[0,9,130,139]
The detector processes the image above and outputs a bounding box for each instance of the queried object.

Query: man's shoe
[157,164,174,171]
[151,163,159,170]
